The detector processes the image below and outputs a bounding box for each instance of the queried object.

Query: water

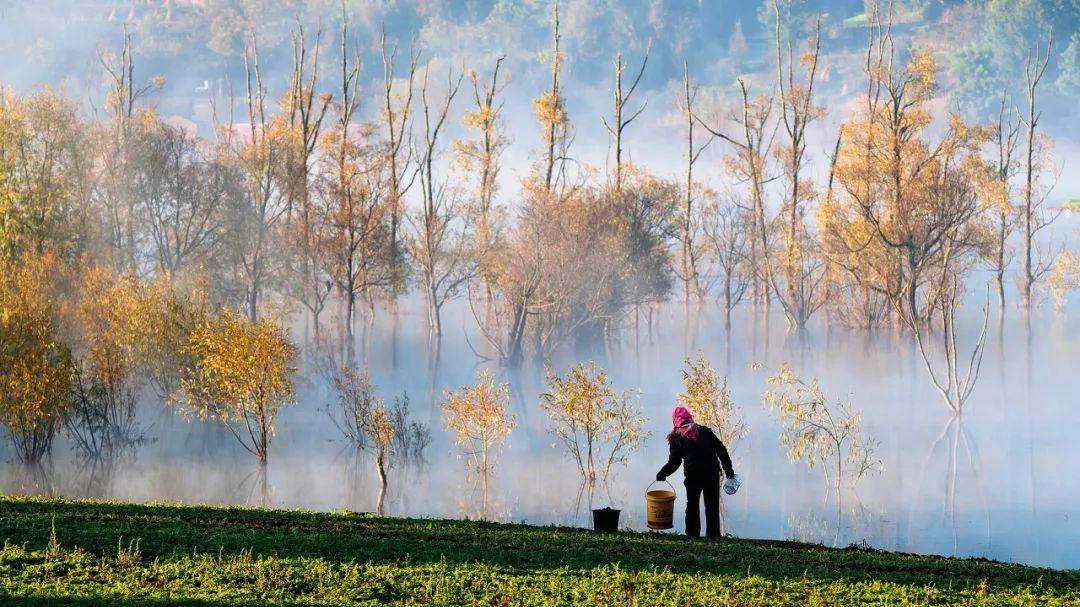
[3,284,1079,571]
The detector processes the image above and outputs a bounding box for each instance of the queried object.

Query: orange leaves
[442,369,514,475]
[0,253,73,463]
[177,310,298,462]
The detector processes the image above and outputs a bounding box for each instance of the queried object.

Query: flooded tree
[176,310,298,464]
[456,56,508,304]
[770,13,828,329]
[327,366,429,514]
[540,362,648,500]
[378,28,419,300]
[0,254,73,464]
[137,119,233,281]
[410,64,473,337]
[66,267,149,461]
[280,22,333,337]
[320,22,394,336]
[701,194,751,330]
[821,7,987,328]
[442,369,514,518]
[984,95,1021,313]
[677,353,748,448]
[1046,251,1080,310]
[763,364,881,545]
[1017,32,1060,310]
[217,36,289,322]
[97,29,164,271]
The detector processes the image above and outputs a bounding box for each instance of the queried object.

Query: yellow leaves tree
[442,369,514,516]
[0,88,89,261]
[763,364,881,544]
[177,310,298,464]
[67,266,150,459]
[1046,251,1080,311]
[540,362,648,495]
[822,14,988,328]
[677,353,747,448]
[0,253,73,464]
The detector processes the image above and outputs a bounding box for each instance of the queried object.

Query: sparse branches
[701,194,751,328]
[673,63,714,305]
[676,353,747,448]
[533,4,570,195]
[442,369,515,517]
[540,362,649,491]
[764,364,881,544]
[602,44,650,193]
[456,56,509,292]
[771,10,828,329]
[281,20,334,335]
[327,366,429,513]
[1018,30,1060,309]
[379,27,421,298]
[409,63,472,336]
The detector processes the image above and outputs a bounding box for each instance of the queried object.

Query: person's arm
[715,434,735,479]
[656,438,682,481]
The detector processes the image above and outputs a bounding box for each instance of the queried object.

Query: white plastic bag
[722,474,741,495]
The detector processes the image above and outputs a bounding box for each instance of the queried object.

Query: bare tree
[1017,32,1059,310]
[987,93,1021,312]
[456,56,509,298]
[218,35,287,322]
[674,63,714,306]
[410,65,473,336]
[701,194,751,330]
[534,4,570,195]
[771,11,828,329]
[138,121,231,280]
[98,27,162,270]
[321,20,394,337]
[602,45,649,193]
[282,21,333,336]
[380,28,420,299]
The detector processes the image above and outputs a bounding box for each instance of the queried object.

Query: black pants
[684,472,721,538]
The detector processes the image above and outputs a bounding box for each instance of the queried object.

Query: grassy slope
[0,497,1076,606]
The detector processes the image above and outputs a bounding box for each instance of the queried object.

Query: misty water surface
[3,265,1079,571]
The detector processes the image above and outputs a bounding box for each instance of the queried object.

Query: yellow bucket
[646,481,676,529]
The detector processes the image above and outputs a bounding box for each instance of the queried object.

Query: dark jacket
[656,425,735,481]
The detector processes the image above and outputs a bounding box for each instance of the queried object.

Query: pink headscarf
[670,406,699,442]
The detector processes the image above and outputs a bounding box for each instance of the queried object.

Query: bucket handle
[646,480,675,495]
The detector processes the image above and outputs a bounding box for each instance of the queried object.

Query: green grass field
[0,497,1076,606]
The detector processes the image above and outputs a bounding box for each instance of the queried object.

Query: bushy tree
[176,310,298,464]
[0,254,73,464]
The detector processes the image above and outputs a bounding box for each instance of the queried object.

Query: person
[655,406,736,538]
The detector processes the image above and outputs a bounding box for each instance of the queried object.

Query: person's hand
[655,473,665,482]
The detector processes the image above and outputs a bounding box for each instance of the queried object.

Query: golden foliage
[676,353,747,448]
[1046,251,1080,310]
[540,362,648,487]
[177,310,297,462]
[442,369,514,477]
[0,253,73,463]
[763,364,881,485]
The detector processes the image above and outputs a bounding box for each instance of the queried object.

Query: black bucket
[592,507,621,532]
